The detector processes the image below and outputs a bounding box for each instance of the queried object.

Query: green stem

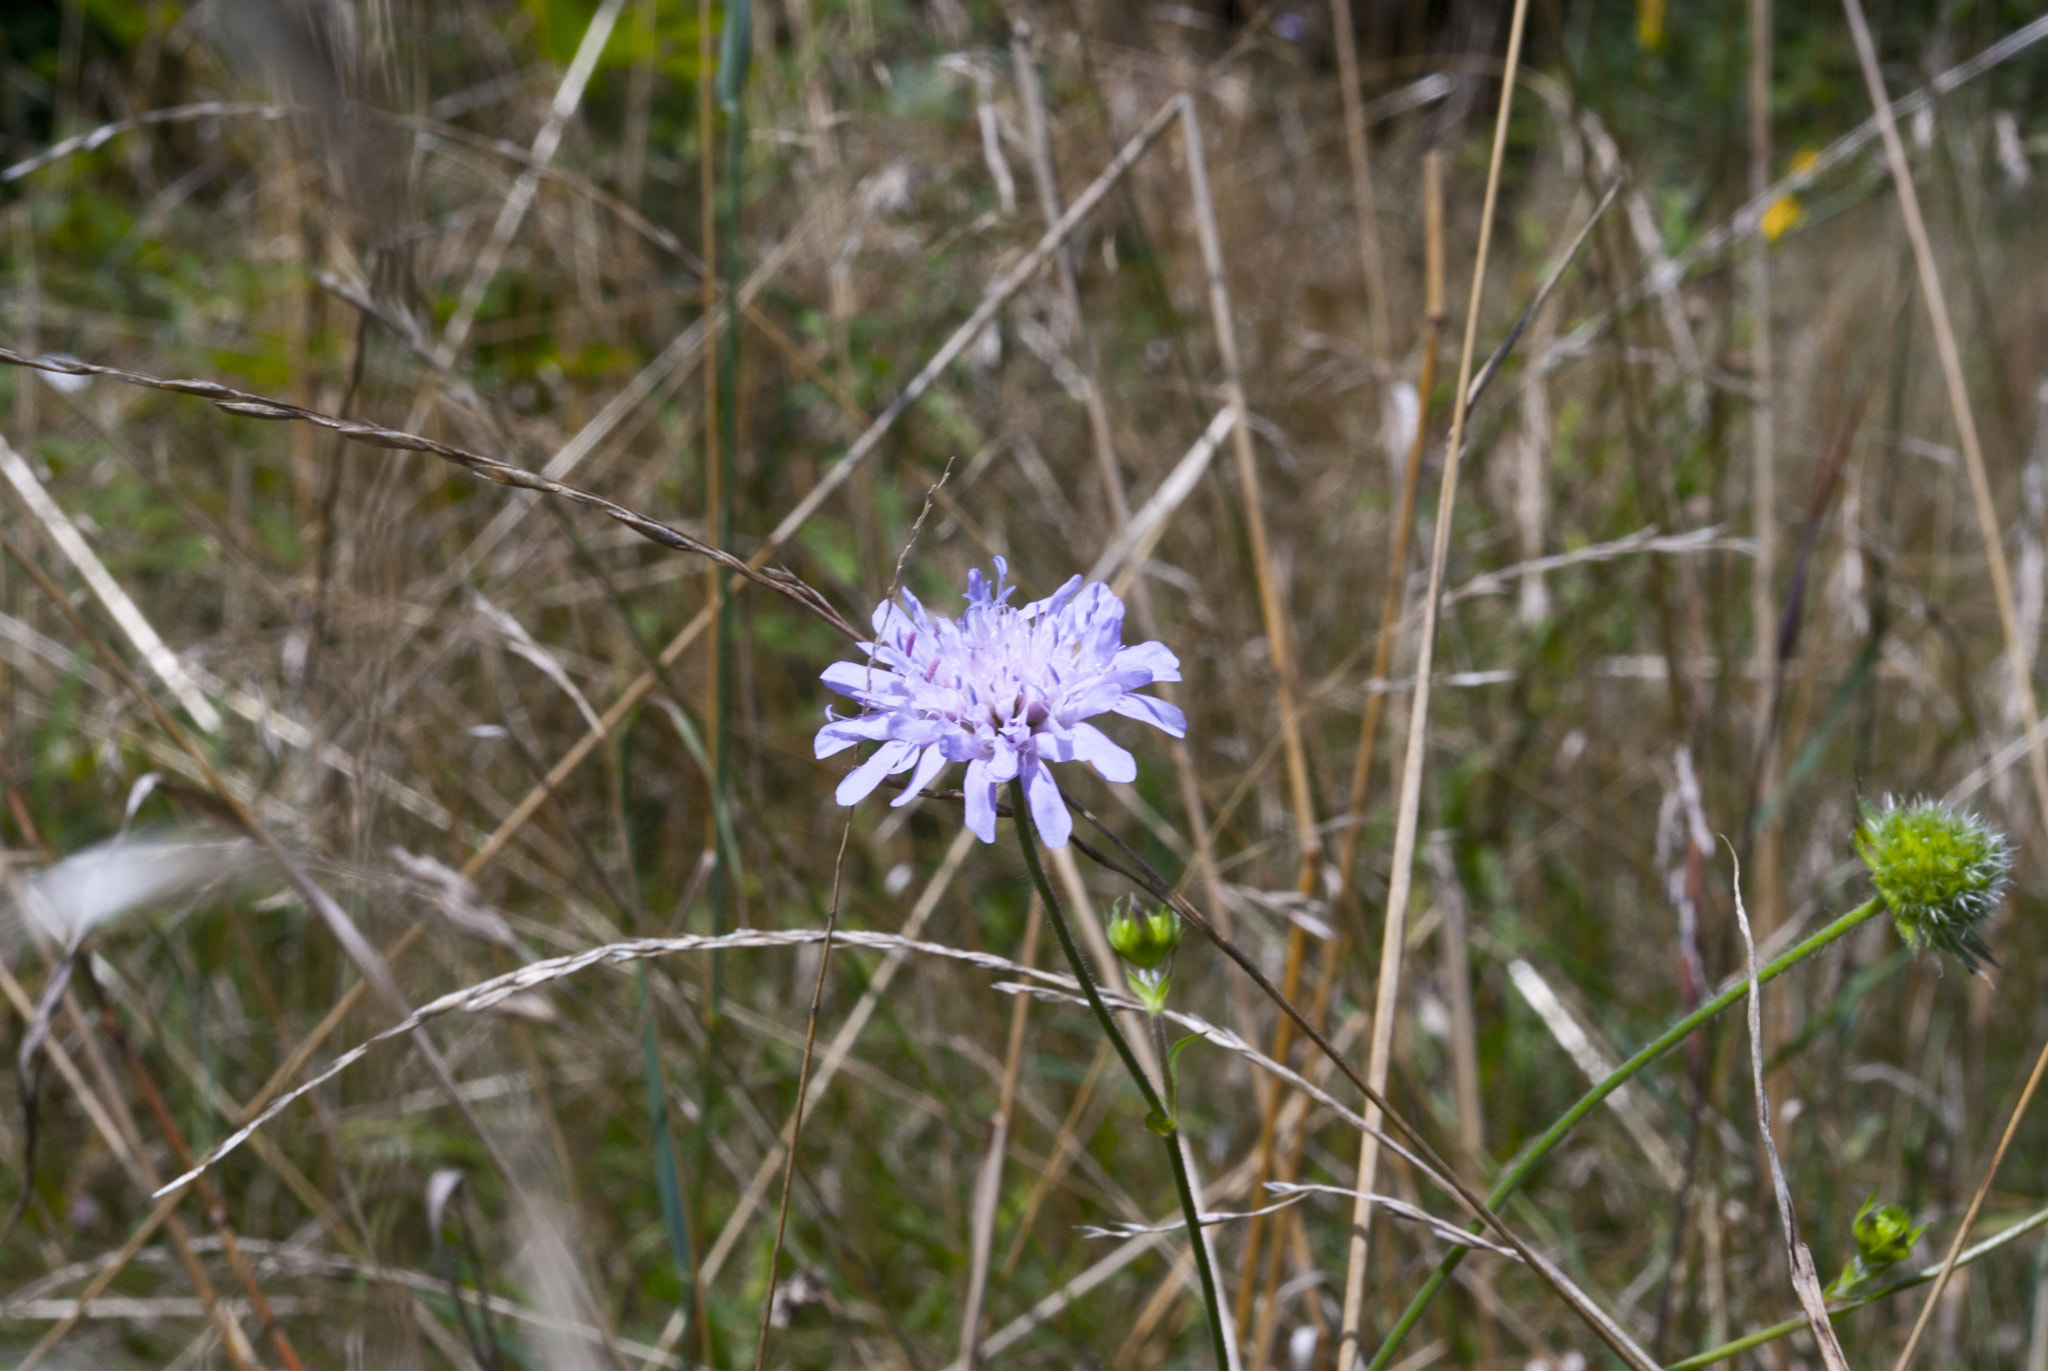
[1364,896,1884,1371]
[1010,780,1227,1371]
[707,0,751,1022]
[1667,1201,2048,1369]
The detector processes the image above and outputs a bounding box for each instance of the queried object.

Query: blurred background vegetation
[3,0,2048,1367]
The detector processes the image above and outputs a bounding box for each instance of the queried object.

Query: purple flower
[815,558,1186,848]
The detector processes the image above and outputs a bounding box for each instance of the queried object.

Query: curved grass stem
[1364,896,1883,1371]
[1010,781,1227,1371]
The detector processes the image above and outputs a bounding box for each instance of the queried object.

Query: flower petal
[835,740,918,806]
[1071,722,1137,783]
[889,744,950,807]
[985,745,1022,784]
[1034,727,1077,765]
[1111,692,1187,738]
[821,660,898,698]
[1023,574,1084,621]
[815,710,897,757]
[940,730,989,763]
[899,586,930,629]
[1023,755,1072,847]
[1111,640,1181,684]
[963,759,998,842]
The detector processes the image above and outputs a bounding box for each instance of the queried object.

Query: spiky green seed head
[1852,1193,1925,1270]
[1855,796,2011,971]
[1107,898,1182,972]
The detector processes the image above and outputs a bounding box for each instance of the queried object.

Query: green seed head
[1855,796,2011,971]
[1852,1194,1924,1270]
[1107,898,1182,972]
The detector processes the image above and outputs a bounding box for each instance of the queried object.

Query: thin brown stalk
[1837,9,2048,1354]
[1010,17,1128,533]
[1232,931,1308,1341]
[1068,808,1661,1369]
[1180,97,1323,1359]
[84,979,309,1371]
[998,1042,1111,1281]
[0,959,257,1371]
[11,1185,244,1371]
[1426,835,1484,1162]
[0,517,543,1230]
[1247,951,1348,1369]
[431,0,628,369]
[1113,1249,1202,1365]
[1841,0,2048,851]
[1746,0,1777,748]
[1178,97,1320,900]
[1012,22,1249,1051]
[639,827,978,1367]
[752,824,849,1371]
[1894,1028,2048,1369]
[1328,0,1393,362]
[958,896,1042,1365]
[0,428,219,729]
[1747,0,1789,1069]
[0,351,857,640]
[698,0,725,1034]
[1730,852,1852,1371]
[1336,0,1535,1362]
[9,203,38,452]
[1334,147,1446,913]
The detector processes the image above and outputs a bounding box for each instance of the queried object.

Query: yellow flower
[1762,148,1822,243]
[1637,0,1667,51]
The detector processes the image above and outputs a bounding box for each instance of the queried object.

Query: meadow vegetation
[2,0,2048,1366]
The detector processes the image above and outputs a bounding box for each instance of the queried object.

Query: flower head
[1854,795,2012,971]
[815,558,1185,848]
[1761,147,1821,243]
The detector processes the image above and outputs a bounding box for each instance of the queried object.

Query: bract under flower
[815,558,1186,847]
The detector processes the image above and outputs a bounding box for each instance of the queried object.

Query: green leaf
[638,969,697,1322]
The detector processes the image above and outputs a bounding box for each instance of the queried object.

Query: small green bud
[1852,1194,1923,1269]
[1855,796,2012,971]
[1107,898,1182,972]
[1830,1192,1928,1295]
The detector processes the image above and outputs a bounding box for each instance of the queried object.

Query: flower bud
[1854,796,2012,971]
[1107,899,1182,972]
[1852,1194,1923,1270]
[1107,898,1181,1015]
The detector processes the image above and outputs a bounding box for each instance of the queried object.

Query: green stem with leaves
[1010,781,1227,1371]
[1669,1200,2048,1368]
[1364,896,1884,1371]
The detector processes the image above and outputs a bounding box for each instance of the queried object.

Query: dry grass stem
[1337,0,1535,1360]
